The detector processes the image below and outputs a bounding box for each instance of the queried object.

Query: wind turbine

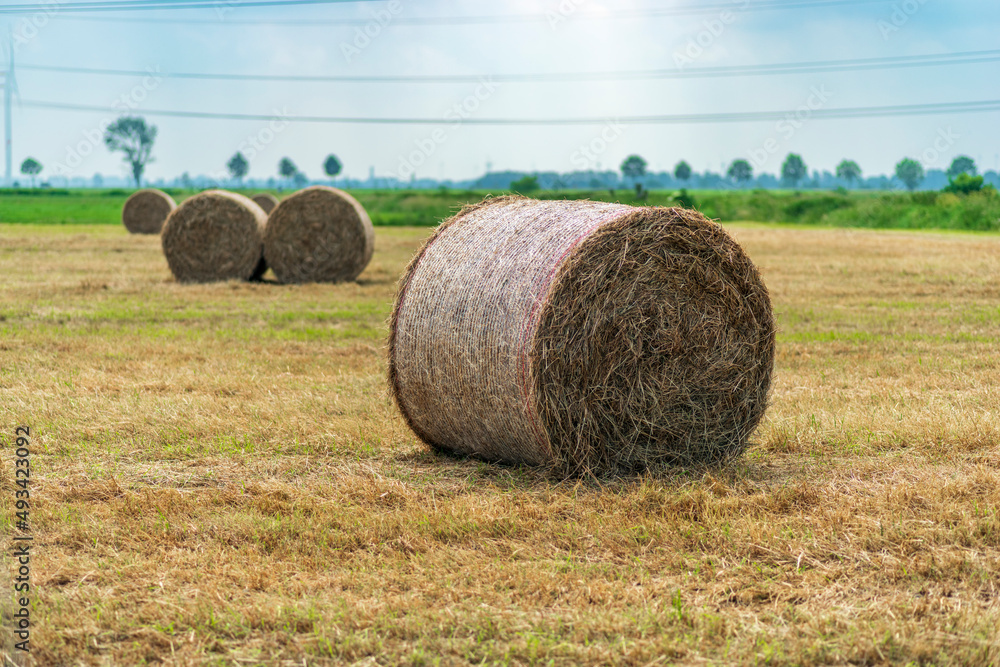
[2,25,18,187]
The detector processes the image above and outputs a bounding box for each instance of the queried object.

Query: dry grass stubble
[0,222,998,664]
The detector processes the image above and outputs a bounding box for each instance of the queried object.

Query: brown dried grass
[160,190,267,283]
[121,189,176,234]
[2,222,1000,665]
[389,196,775,476]
[250,193,279,215]
[263,185,374,284]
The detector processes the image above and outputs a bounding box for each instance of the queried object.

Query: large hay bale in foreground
[263,186,374,284]
[161,190,267,283]
[389,196,775,476]
[251,193,279,215]
[122,189,176,234]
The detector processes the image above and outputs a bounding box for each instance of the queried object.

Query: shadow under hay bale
[122,189,176,234]
[251,193,279,215]
[263,185,374,284]
[161,190,267,283]
[388,196,776,477]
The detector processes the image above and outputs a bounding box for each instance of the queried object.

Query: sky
[2,0,999,184]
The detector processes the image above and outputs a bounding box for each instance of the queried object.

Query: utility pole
[3,26,14,187]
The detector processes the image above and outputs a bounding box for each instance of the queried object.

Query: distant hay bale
[251,193,279,215]
[122,189,176,234]
[388,196,776,476]
[263,186,374,284]
[161,190,267,283]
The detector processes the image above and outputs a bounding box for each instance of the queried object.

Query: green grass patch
[3,187,999,231]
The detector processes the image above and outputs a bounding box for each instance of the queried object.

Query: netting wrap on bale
[161,190,267,283]
[388,196,775,476]
[122,189,176,234]
[263,186,374,284]
[251,193,279,215]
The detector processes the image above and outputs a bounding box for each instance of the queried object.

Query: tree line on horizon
[9,114,995,195]
[615,153,988,193]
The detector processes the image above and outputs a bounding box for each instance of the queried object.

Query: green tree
[620,155,648,187]
[510,174,540,193]
[104,116,157,187]
[227,152,249,184]
[323,154,343,180]
[835,159,862,187]
[781,153,807,188]
[726,159,753,186]
[674,160,692,182]
[946,155,977,179]
[292,171,308,189]
[19,157,42,187]
[943,173,987,195]
[894,158,925,191]
[278,157,298,187]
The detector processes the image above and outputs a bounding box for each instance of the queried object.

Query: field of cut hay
[1,221,999,665]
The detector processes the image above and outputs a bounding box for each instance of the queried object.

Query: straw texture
[122,189,176,234]
[161,190,267,283]
[388,196,775,476]
[263,186,374,284]
[251,193,279,215]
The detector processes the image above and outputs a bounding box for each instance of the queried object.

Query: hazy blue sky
[3,0,999,183]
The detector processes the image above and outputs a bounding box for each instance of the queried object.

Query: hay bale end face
[263,186,374,284]
[389,196,776,476]
[251,193,279,215]
[122,189,176,234]
[161,190,267,283]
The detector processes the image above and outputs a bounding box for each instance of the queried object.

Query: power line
[0,0,897,22]
[19,98,1000,125]
[19,50,1000,84]
[0,0,385,14]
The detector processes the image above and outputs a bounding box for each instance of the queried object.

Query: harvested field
[1,222,999,665]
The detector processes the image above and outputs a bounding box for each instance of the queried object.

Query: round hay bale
[388,196,775,476]
[251,193,279,215]
[263,186,374,284]
[122,189,176,234]
[161,190,267,283]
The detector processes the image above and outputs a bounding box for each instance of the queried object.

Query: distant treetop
[674,160,692,181]
[947,155,977,179]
